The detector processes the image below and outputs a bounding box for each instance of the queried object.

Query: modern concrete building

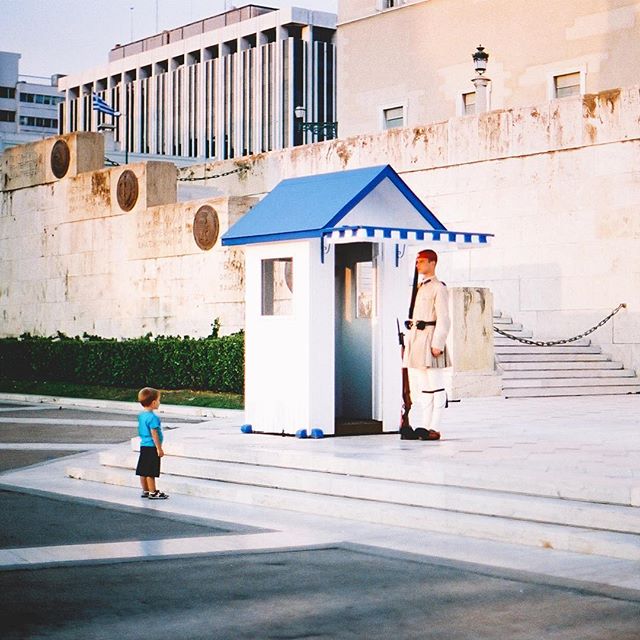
[58,4,337,162]
[0,51,64,153]
[337,0,640,137]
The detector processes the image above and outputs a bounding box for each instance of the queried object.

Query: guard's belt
[405,320,436,330]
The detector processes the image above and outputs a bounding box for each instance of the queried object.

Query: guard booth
[221,165,492,435]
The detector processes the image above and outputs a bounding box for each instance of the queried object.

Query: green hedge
[0,332,244,394]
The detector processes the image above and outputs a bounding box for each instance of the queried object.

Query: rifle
[399,266,420,428]
[398,318,412,428]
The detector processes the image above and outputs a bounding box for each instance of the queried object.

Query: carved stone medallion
[193,205,220,250]
[116,170,139,212]
[50,140,70,179]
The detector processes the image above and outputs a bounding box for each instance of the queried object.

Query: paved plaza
[0,394,639,639]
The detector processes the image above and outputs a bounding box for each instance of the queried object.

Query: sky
[0,0,338,79]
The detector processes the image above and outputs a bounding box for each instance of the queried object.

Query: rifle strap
[408,266,419,319]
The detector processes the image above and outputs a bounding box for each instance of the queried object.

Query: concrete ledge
[0,392,243,419]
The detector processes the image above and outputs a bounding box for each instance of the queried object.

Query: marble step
[500,361,624,371]
[494,337,591,347]
[66,464,640,562]
[493,316,513,325]
[502,369,636,380]
[97,451,640,536]
[495,345,601,355]
[504,385,640,398]
[493,322,524,331]
[503,376,640,388]
[123,439,637,507]
[497,353,610,362]
[493,325,533,340]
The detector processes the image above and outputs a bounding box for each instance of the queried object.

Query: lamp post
[294,105,338,141]
[97,123,116,154]
[471,45,490,114]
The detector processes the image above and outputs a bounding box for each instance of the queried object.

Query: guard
[401,249,450,440]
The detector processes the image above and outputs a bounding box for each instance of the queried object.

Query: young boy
[135,387,169,500]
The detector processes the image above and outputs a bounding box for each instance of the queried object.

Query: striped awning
[323,225,493,247]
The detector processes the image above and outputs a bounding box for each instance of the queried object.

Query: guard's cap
[416,249,438,262]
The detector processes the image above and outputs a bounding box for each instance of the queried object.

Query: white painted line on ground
[0,531,343,569]
[0,443,104,451]
[0,418,189,428]
[0,406,57,413]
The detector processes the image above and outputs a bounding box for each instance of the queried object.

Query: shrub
[0,332,245,394]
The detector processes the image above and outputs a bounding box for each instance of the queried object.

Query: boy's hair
[138,387,160,407]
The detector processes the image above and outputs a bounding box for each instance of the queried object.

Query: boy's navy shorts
[136,446,161,478]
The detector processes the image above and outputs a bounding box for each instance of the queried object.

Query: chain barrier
[493,303,627,346]
[178,166,245,182]
[100,159,244,180]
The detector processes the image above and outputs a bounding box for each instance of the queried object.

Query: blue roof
[221,164,447,246]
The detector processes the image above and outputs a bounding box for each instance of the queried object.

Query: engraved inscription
[193,205,220,250]
[4,145,44,189]
[116,170,139,212]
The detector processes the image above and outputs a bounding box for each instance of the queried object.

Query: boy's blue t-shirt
[138,411,163,447]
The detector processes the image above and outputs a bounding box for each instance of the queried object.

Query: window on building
[554,72,581,98]
[462,91,476,115]
[383,106,404,130]
[0,86,16,99]
[262,258,294,316]
[378,0,405,9]
[19,92,62,105]
[19,115,58,128]
[0,110,16,122]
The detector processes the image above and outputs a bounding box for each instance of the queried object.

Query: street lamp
[471,45,490,114]
[472,45,489,76]
[294,105,338,139]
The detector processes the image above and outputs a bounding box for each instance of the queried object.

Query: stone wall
[2,87,639,374]
[174,86,640,374]
[0,134,254,338]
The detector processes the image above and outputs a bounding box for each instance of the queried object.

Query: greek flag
[92,92,120,117]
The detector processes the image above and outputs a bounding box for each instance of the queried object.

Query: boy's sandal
[148,490,169,499]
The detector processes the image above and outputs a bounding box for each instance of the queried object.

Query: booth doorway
[334,243,382,435]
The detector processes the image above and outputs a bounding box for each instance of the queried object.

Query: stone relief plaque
[50,140,70,179]
[193,205,220,250]
[116,169,139,212]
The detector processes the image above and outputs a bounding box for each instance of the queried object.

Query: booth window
[356,262,375,319]
[262,258,293,315]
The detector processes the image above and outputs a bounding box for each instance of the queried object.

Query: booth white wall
[244,239,335,433]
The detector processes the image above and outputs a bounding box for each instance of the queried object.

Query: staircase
[67,434,640,562]
[493,311,640,398]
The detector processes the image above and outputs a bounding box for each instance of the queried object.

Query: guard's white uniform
[402,276,451,430]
